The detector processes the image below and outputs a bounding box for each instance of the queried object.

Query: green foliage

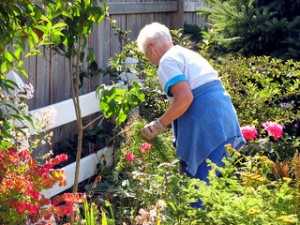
[102,34,166,122]
[85,29,300,224]
[212,55,300,128]
[51,0,107,61]
[199,0,300,60]
[0,1,66,145]
[86,117,300,224]
[170,28,195,50]
[115,117,176,175]
[196,147,300,224]
[96,80,145,127]
[86,117,205,224]
[0,1,66,77]
[183,23,205,43]
[137,61,169,121]
[105,41,143,79]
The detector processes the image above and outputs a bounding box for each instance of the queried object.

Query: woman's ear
[148,43,156,52]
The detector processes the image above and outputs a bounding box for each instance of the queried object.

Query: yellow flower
[277,215,294,224]
[247,208,260,215]
[282,177,292,184]
[241,172,266,185]
[259,155,275,166]
[225,144,241,156]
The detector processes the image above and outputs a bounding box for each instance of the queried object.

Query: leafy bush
[85,117,300,224]
[199,0,300,60]
[86,117,205,224]
[196,146,300,225]
[211,56,300,130]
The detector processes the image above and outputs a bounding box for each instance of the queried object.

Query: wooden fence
[20,0,207,155]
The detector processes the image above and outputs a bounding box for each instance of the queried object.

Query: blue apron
[172,80,245,176]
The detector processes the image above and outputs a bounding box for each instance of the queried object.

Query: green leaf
[30,31,39,44]
[4,103,20,114]
[116,108,126,126]
[61,11,73,19]
[86,47,96,63]
[1,61,12,73]
[26,50,41,57]
[52,22,67,29]
[84,200,90,225]
[13,44,24,60]
[90,204,95,225]
[5,50,14,62]
[16,67,28,78]
[101,209,108,225]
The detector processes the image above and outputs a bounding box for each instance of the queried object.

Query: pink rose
[262,121,283,140]
[140,143,152,153]
[241,125,258,141]
[125,152,136,162]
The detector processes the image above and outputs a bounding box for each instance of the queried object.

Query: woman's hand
[141,119,166,141]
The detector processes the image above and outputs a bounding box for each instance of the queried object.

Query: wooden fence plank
[108,2,177,14]
[184,1,207,12]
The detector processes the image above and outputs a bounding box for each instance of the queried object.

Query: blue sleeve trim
[164,74,188,97]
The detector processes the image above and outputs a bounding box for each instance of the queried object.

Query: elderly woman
[137,22,245,207]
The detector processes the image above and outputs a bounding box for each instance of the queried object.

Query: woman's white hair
[136,22,172,54]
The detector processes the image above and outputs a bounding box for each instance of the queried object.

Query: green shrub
[86,118,300,224]
[199,0,300,60]
[197,146,300,225]
[211,55,300,130]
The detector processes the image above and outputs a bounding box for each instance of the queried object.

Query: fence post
[175,0,184,28]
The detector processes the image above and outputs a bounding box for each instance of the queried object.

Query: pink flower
[262,121,283,140]
[241,125,258,141]
[140,143,152,153]
[125,152,136,162]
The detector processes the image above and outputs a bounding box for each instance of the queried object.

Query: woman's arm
[159,81,194,126]
[141,81,193,141]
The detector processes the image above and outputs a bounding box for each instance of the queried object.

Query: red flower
[15,202,38,215]
[241,125,258,141]
[57,153,68,163]
[125,152,136,162]
[18,149,30,160]
[262,121,283,140]
[140,143,152,153]
[30,191,40,199]
[8,148,17,155]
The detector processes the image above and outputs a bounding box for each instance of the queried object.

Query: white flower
[139,208,148,215]
[149,209,157,221]
[43,108,57,130]
[155,200,166,211]
[18,83,34,100]
[32,108,57,132]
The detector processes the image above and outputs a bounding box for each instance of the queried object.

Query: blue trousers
[180,137,237,208]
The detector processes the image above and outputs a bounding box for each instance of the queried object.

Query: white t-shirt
[158,45,220,96]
